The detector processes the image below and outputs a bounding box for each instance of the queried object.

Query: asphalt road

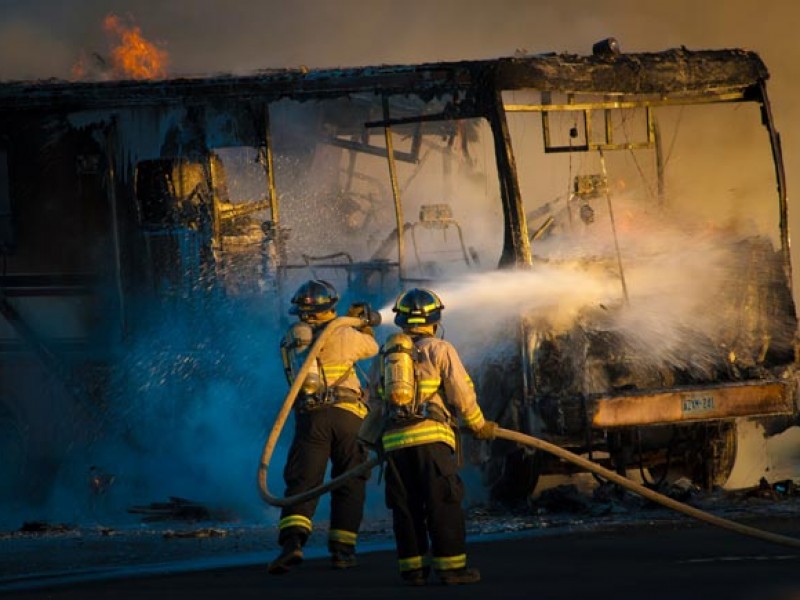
[3,517,799,600]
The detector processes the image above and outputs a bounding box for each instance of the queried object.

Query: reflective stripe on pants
[278,407,370,548]
[385,442,467,570]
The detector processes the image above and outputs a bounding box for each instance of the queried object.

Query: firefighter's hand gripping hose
[257,316,383,508]
[493,426,800,550]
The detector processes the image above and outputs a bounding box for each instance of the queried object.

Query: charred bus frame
[0,41,796,501]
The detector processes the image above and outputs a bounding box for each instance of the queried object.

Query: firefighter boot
[268,537,304,575]
[329,541,357,569]
[331,549,357,570]
[436,567,481,585]
[401,567,430,586]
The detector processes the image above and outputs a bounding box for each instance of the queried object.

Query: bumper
[590,379,797,429]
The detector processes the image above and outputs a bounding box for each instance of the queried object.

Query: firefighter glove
[348,302,382,328]
[472,420,498,440]
[347,302,368,318]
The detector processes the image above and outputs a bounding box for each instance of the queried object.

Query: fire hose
[493,426,800,550]
[258,317,800,549]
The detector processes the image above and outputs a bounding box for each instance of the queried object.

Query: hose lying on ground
[257,316,381,508]
[494,426,800,550]
[257,317,800,548]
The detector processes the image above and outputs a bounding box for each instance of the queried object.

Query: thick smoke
[0,296,287,529]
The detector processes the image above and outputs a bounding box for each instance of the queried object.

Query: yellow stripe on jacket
[382,419,457,452]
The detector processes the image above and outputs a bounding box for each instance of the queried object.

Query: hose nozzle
[348,302,382,327]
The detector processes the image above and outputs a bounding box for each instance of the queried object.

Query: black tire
[647,421,738,491]
[488,448,542,504]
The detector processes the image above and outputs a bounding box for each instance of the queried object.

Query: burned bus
[0,39,797,511]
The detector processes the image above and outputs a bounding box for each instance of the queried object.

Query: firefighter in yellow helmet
[375,287,497,586]
[268,279,379,575]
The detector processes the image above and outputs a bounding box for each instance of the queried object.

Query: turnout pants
[278,406,369,552]
[385,442,467,573]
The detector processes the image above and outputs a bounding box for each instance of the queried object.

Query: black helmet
[289,280,339,316]
[392,288,444,327]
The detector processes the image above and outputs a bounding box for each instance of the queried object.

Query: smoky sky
[0,0,797,78]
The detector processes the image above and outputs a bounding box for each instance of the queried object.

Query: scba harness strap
[389,401,451,426]
[298,385,363,412]
[381,333,454,427]
[283,319,365,413]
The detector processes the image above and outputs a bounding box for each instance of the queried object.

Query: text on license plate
[682,396,715,413]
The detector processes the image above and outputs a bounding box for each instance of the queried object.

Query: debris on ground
[0,522,77,540]
[127,497,237,523]
[18,521,76,534]
[163,527,228,539]
[659,477,700,503]
[533,484,594,513]
[468,505,545,534]
[729,477,800,501]
[589,482,648,515]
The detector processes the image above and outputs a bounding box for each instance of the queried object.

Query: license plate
[682,396,715,414]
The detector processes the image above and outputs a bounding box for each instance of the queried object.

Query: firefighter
[268,279,379,575]
[376,287,497,586]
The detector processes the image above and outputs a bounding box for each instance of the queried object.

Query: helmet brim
[290,300,338,316]
[394,310,440,327]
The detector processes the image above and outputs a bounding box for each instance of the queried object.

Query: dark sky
[1,0,799,281]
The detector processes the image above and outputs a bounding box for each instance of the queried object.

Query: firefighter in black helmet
[268,279,379,575]
[375,287,497,586]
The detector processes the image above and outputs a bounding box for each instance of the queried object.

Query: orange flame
[103,14,168,80]
[70,55,88,80]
